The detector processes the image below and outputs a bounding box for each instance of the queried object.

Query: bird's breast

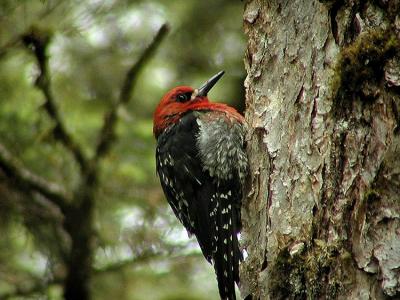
[195,112,248,183]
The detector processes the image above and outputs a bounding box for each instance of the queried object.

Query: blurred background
[0,0,245,299]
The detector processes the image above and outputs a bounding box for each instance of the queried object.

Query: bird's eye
[176,93,190,102]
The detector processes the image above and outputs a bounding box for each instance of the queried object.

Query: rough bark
[241,1,400,299]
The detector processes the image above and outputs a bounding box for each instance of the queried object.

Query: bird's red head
[153,71,243,137]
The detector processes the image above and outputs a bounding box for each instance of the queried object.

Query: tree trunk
[241,1,400,299]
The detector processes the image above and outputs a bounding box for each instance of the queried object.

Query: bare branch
[0,143,70,211]
[94,23,170,161]
[0,277,63,300]
[93,250,165,274]
[93,246,201,274]
[0,249,201,299]
[0,36,22,60]
[21,27,88,171]
[0,1,65,60]
[119,23,170,104]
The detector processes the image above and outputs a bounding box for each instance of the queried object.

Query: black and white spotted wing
[156,112,215,260]
[156,111,243,300]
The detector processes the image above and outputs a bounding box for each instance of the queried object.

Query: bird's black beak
[197,71,225,97]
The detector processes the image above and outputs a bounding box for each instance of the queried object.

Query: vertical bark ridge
[242,0,400,298]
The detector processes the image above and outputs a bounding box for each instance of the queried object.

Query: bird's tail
[212,192,241,300]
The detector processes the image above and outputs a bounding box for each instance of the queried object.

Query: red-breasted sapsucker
[153,71,248,300]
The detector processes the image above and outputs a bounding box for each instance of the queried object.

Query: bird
[153,71,248,300]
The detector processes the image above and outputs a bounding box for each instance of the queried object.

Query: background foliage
[0,0,245,299]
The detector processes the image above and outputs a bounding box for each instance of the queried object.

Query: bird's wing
[156,111,244,300]
[156,112,215,261]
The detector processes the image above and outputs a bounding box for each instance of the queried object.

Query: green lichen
[383,1,400,20]
[268,247,297,299]
[269,240,346,299]
[364,189,380,202]
[332,28,400,102]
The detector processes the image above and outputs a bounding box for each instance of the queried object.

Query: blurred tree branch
[0,1,245,299]
[93,245,201,275]
[94,23,169,161]
[0,277,63,300]
[61,24,169,300]
[0,248,200,300]
[21,27,89,172]
[0,36,22,60]
[0,143,70,212]
[0,1,64,60]
[9,22,170,300]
